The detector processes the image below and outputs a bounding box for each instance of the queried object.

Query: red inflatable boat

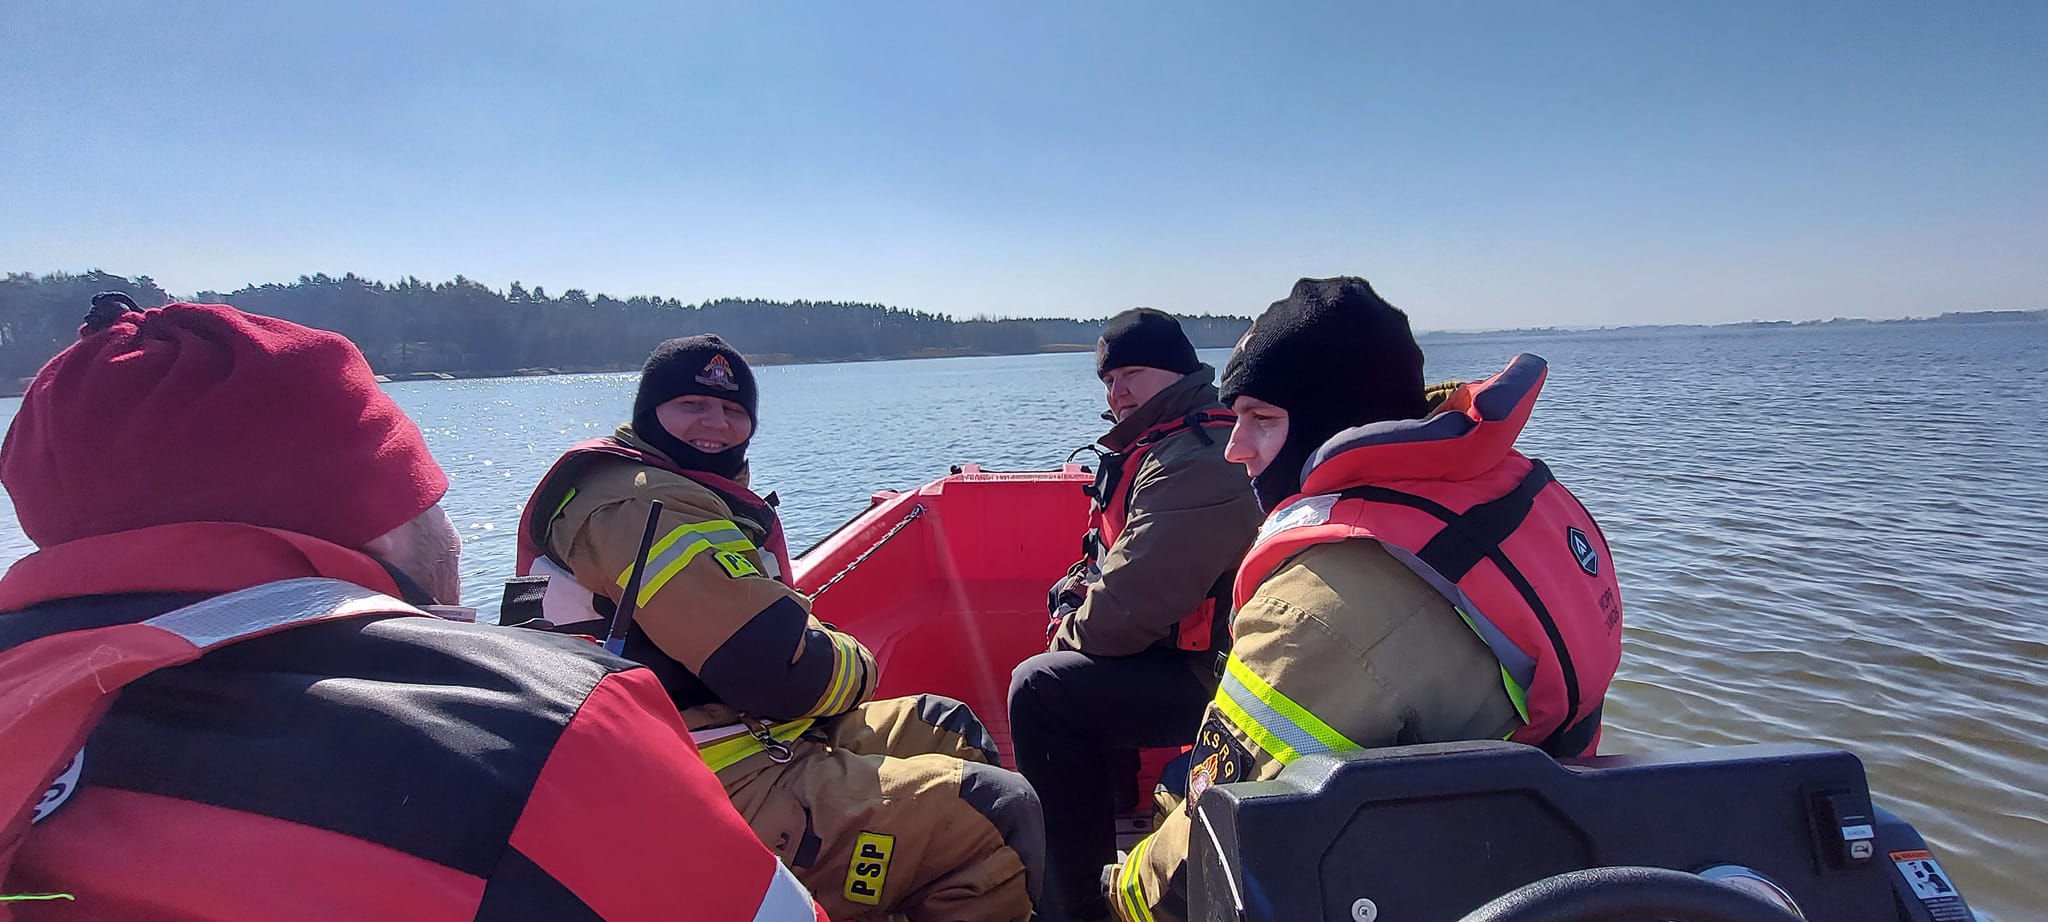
[788,464,1983,922]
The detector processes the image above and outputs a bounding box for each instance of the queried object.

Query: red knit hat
[0,299,448,549]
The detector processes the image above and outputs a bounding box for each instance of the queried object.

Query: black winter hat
[1221,277,1428,510]
[1096,308,1201,378]
[634,334,758,422]
[632,334,757,478]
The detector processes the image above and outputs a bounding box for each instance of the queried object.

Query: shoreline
[365,346,1091,385]
[8,311,2041,397]
[359,311,2045,387]
[365,343,1115,386]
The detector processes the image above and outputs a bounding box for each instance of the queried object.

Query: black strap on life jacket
[1174,410,1228,447]
[1088,410,1236,511]
[1338,459,1588,756]
[1545,702,1603,760]
[1144,410,1232,448]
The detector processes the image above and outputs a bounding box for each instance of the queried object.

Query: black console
[1189,740,1978,921]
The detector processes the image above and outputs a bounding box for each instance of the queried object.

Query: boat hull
[794,464,1094,768]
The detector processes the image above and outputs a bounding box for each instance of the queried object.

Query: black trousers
[1008,648,1214,922]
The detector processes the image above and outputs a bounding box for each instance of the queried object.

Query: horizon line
[10,267,2041,337]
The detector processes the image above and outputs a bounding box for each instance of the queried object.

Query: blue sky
[3,1,2042,329]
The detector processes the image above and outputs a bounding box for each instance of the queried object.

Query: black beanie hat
[632,334,758,478]
[1096,308,1201,379]
[1221,277,1427,510]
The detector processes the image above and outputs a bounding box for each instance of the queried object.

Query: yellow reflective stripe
[698,719,814,772]
[814,637,846,715]
[1214,655,1358,765]
[631,538,753,607]
[833,633,866,712]
[1118,832,1158,922]
[1500,664,1532,724]
[617,519,752,589]
[1213,687,1301,764]
[817,632,861,715]
[549,487,578,521]
[616,519,757,608]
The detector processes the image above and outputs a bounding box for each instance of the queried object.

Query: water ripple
[1,326,2043,917]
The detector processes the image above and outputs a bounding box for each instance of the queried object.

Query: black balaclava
[1096,308,1201,378]
[632,334,758,480]
[1220,277,1428,510]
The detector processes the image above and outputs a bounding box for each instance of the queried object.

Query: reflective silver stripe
[629,521,754,587]
[1214,658,1353,764]
[1253,494,1339,546]
[1376,542,1539,692]
[689,722,749,746]
[752,859,819,921]
[141,577,424,648]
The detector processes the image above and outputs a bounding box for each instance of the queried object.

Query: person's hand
[1047,561,1088,617]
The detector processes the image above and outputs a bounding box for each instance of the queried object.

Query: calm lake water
[3,322,2044,917]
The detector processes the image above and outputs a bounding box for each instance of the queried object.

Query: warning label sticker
[1890,850,1973,922]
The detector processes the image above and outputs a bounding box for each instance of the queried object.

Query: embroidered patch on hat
[696,354,739,391]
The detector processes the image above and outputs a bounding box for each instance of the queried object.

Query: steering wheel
[1455,866,1806,922]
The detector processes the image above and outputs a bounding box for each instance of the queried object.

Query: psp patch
[843,831,895,906]
[1187,714,1253,806]
[714,549,761,579]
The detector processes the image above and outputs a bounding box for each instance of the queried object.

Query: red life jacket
[1084,410,1239,652]
[0,524,825,921]
[517,437,792,582]
[0,578,423,920]
[1234,355,1623,757]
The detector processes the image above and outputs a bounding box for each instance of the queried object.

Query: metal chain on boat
[809,503,925,600]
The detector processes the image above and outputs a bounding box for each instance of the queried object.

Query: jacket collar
[1299,354,1546,492]
[0,523,407,612]
[614,425,754,489]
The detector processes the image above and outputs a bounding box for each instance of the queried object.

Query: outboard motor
[1190,740,1981,922]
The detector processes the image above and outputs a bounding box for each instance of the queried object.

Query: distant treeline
[0,271,1254,380]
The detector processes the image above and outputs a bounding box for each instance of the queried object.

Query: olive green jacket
[1052,367,1263,657]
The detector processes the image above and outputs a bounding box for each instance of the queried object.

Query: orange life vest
[1083,410,1239,652]
[1235,355,1623,756]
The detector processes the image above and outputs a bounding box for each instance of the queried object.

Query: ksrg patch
[1187,715,1252,806]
